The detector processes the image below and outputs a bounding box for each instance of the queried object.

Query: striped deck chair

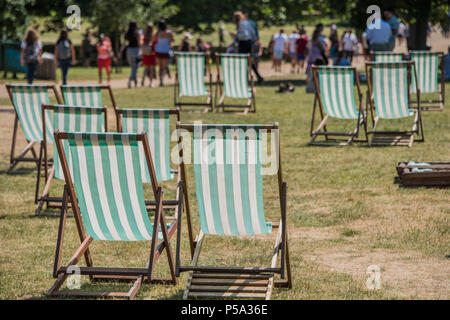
[174,52,213,112]
[309,66,368,146]
[215,53,256,114]
[48,132,180,299]
[60,84,119,130]
[5,84,62,173]
[372,52,404,63]
[409,51,445,111]
[366,62,424,147]
[175,123,291,300]
[35,104,107,215]
[117,108,183,212]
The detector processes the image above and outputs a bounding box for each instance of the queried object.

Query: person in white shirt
[288,30,300,73]
[20,29,43,84]
[272,30,288,72]
[342,30,357,62]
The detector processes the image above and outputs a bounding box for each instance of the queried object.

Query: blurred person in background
[121,21,142,88]
[288,29,300,74]
[20,29,42,84]
[295,27,308,73]
[96,33,113,84]
[272,29,288,72]
[55,29,76,85]
[141,23,157,87]
[383,8,399,51]
[154,19,173,87]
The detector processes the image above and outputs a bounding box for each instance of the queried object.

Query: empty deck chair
[174,52,213,112]
[409,51,445,111]
[372,52,404,62]
[5,84,62,173]
[366,61,424,147]
[175,123,291,300]
[309,66,368,146]
[35,104,107,215]
[215,53,256,114]
[60,85,119,129]
[47,132,181,299]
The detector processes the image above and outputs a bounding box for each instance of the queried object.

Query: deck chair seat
[174,52,213,112]
[309,66,368,146]
[47,132,180,299]
[366,62,424,147]
[175,124,291,300]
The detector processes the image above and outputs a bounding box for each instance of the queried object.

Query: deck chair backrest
[374,52,404,63]
[62,85,103,106]
[221,54,251,99]
[370,62,412,119]
[10,85,53,142]
[315,67,359,119]
[176,52,208,96]
[50,105,106,180]
[120,109,174,182]
[410,51,439,93]
[191,125,273,236]
[60,132,155,241]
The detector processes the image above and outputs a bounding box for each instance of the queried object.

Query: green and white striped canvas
[374,52,404,63]
[192,125,272,236]
[10,84,53,142]
[371,62,413,119]
[177,52,208,96]
[62,85,103,106]
[121,109,174,182]
[52,105,105,180]
[317,67,359,119]
[410,51,439,93]
[221,54,251,99]
[66,132,155,241]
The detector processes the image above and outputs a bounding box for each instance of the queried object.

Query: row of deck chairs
[5,83,291,299]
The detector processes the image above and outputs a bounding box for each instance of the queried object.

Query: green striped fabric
[192,125,272,236]
[317,67,359,119]
[10,85,52,142]
[371,62,413,119]
[121,109,174,182]
[66,132,155,241]
[62,85,103,106]
[221,54,251,99]
[374,52,404,63]
[176,52,208,96]
[52,105,105,180]
[410,51,439,93]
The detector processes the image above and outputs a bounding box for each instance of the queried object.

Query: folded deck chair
[117,108,183,213]
[309,66,368,146]
[215,53,256,114]
[174,52,213,112]
[372,52,404,62]
[409,51,445,111]
[175,123,291,300]
[48,132,180,299]
[366,62,424,147]
[5,84,62,173]
[35,104,107,215]
[396,161,450,187]
[61,85,119,130]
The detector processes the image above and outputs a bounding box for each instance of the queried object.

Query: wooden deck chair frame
[5,84,62,173]
[309,66,368,146]
[47,131,181,299]
[60,84,120,130]
[365,61,425,147]
[117,108,185,215]
[215,53,256,115]
[174,52,213,113]
[175,123,291,300]
[371,52,405,62]
[35,104,108,216]
[408,51,445,111]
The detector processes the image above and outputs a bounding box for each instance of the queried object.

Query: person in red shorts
[141,23,157,88]
[96,34,113,84]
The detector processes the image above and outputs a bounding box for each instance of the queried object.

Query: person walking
[306,24,328,75]
[295,28,308,73]
[272,30,288,72]
[179,32,192,52]
[54,29,76,85]
[288,30,300,73]
[20,29,42,84]
[96,34,113,84]
[365,17,391,52]
[342,30,357,62]
[383,8,399,51]
[141,23,157,87]
[81,29,92,67]
[121,21,142,88]
[154,19,173,87]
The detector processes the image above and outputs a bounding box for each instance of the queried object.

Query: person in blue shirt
[333,50,351,66]
[365,18,391,52]
[383,8,399,51]
[444,46,450,81]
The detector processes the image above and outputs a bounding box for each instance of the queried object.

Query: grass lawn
[0,70,449,299]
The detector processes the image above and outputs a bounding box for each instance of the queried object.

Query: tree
[0,0,34,40]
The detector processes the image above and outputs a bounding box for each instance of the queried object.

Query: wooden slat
[191,278,269,287]
[192,273,272,280]
[189,285,267,293]
[188,292,266,298]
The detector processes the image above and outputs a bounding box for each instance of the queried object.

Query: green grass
[0,68,449,299]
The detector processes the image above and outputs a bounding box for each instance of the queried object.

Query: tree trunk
[407,0,431,50]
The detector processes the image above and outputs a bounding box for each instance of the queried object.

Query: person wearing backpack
[20,29,43,84]
[54,29,76,85]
